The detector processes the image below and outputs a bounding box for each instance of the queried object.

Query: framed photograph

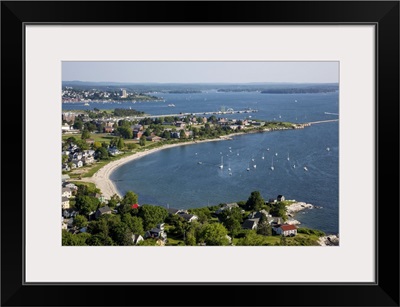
[1,1,399,306]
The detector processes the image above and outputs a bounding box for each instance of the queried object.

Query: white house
[71,160,83,168]
[61,196,70,209]
[274,224,297,236]
[62,187,72,198]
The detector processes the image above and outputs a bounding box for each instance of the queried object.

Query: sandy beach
[82,136,235,199]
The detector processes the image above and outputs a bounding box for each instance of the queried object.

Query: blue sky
[62,61,339,83]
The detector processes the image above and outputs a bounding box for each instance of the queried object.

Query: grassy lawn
[70,181,96,190]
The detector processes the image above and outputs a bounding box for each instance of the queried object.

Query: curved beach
[83,136,234,199]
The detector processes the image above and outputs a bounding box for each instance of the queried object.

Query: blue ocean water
[63,90,339,234]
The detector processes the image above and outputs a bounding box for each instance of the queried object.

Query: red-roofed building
[274,224,297,236]
[131,204,139,209]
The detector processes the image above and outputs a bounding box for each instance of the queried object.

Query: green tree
[256,214,272,236]
[122,191,138,206]
[109,222,133,246]
[93,141,102,149]
[62,154,69,164]
[95,147,109,160]
[139,135,146,146]
[73,215,88,229]
[138,205,168,230]
[62,230,91,246]
[116,126,133,139]
[117,137,125,150]
[122,214,144,235]
[127,143,138,150]
[107,194,121,208]
[246,191,265,211]
[74,195,100,216]
[220,207,243,238]
[198,223,230,246]
[237,230,269,246]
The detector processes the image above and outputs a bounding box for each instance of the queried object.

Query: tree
[220,207,243,238]
[122,191,138,206]
[93,141,102,149]
[246,191,265,211]
[237,230,269,246]
[62,154,69,164]
[62,230,91,246]
[138,205,168,230]
[81,129,91,140]
[117,137,125,150]
[109,222,134,246]
[122,214,144,235]
[73,215,88,229]
[74,195,100,216]
[139,135,146,146]
[107,194,121,208]
[95,147,109,160]
[116,126,133,139]
[198,223,230,246]
[256,214,272,236]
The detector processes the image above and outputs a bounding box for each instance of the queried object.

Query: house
[62,123,72,131]
[108,147,121,156]
[83,156,95,165]
[270,217,284,226]
[131,203,139,209]
[132,234,144,245]
[131,124,143,131]
[104,126,114,133]
[170,131,180,138]
[175,121,186,128]
[62,187,72,198]
[62,163,70,171]
[273,224,297,236]
[72,152,83,160]
[178,213,198,223]
[71,160,83,168]
[277,195,285,202]
[248,209,270,220]
[242,218,260,230]
[215,203,239,215]
[63,182,76,190]
[61,197,70,209]
[145,227,167,241]
[167,207,187,215]
[95,206,112,219]
[133,130,143,139]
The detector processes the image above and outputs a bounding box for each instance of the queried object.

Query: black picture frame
[1,1,399,306]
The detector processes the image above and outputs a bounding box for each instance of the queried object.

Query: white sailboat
[219,156,224,169]
[247,162,250,171]
[287,152,290,161]
[262,153,265,160]
[303,166,308,171]
[228,161,231,172]
[270,157,274,171]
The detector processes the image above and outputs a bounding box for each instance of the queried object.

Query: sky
[62,61,339,84]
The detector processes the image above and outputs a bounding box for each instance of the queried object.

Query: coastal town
[61,96,338,247]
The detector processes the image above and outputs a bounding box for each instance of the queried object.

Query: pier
[308,119,339,124]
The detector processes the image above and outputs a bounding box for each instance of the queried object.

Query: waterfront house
[277,195,285,202]
[167,207,187,215]
[274,224,297,236]
[146,136,162,142]
[131,124,143,131]
[83,155,95,165]
[104,126,114,133]
[95,206,112,219]
[108,147,121,156]
[242,218,259,230]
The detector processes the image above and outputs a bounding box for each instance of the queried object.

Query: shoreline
[81,135,236,199]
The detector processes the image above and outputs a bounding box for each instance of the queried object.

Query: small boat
[247,162,250,171]
[219,156,224,169]
[237,150,240,156]
[275,153,278,156]
[262,153,265,160]
[326,147,330,151]
[270,157,274,171]
[287,153,290,161]
[168,104,175,107]
[198,161,203,165]
[304,166,308,171]
[253,164,257,168]
[84,102,90,106]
